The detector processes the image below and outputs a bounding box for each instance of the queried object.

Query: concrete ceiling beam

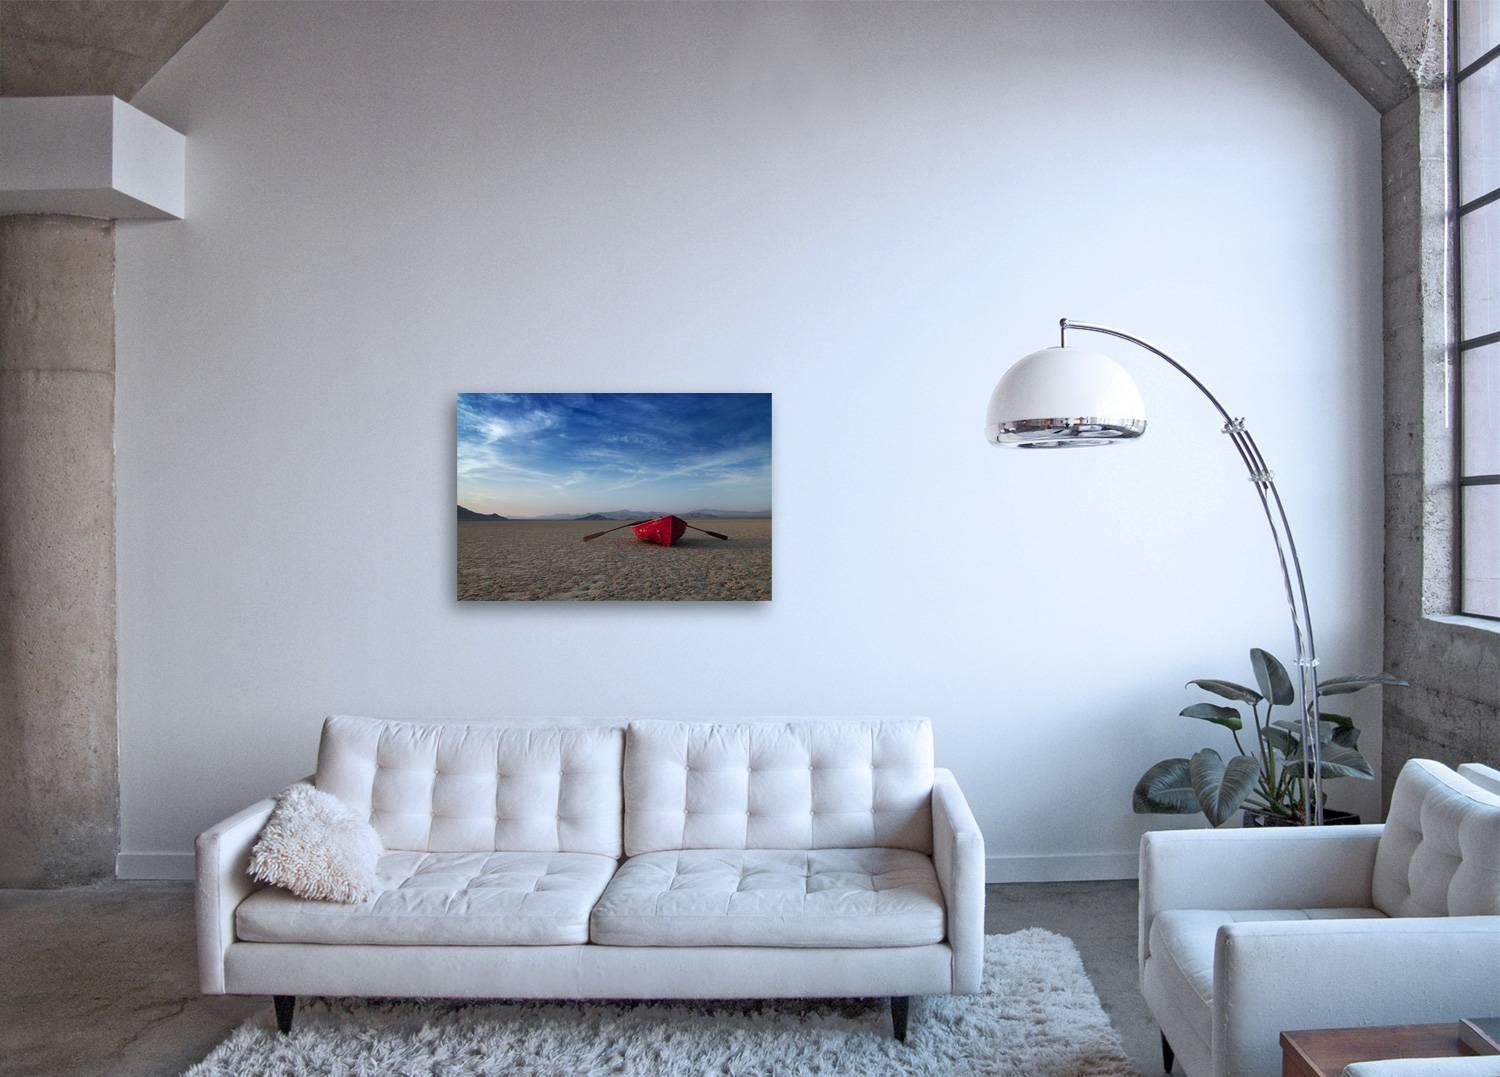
[0,0,225,100]
[1266,0,1444,113]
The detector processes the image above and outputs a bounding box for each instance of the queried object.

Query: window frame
[1452,0,1500,621]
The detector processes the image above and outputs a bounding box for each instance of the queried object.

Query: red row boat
[580,514,725,544]
[632,515,687,547]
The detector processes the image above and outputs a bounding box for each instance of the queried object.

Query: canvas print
[457,393,772,601]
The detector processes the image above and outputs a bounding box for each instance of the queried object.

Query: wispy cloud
[601,444,770,493]
[456,393,771,517]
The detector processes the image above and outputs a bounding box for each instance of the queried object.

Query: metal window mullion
[1454,5,1500,623]
[1453,0,1469,614]
[1459,329,1500,350]
[1457,41,1500,81]
[1459,186,1500,216]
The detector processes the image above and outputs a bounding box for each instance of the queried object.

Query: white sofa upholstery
[237,851,619,945]
[589,848,947,947]
[622,719,935,853]
[1343,1060,1500,1077]
[1457,762,1500,796]
[1139,759,1500,1077]
[196,715,985,1039]
[315,717,625,855]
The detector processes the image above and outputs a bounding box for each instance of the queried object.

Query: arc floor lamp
[984,318,1327,824]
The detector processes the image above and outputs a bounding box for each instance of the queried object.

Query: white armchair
[1139,759,1500,1077]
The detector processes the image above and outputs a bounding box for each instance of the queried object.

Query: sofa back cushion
[315,715,624,856]
[1373,758,1500,917]
[1458,762,1500,797]
[623,719,934,856]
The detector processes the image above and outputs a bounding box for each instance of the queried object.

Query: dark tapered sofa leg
[890,996,909,1042]
[1161,1031,1174,1073]
[273,995,295,1035]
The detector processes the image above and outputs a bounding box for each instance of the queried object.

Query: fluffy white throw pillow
[249,783,383,903]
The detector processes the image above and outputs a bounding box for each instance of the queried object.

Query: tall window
[1455,0,1500,618]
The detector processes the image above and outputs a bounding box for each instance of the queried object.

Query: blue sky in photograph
[457,393,772,517]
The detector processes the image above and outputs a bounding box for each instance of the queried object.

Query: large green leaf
[1317,712,1361,748]
[1250,648,1296,706]
[1187,679,1263,705]
[1263,725,1297,756]
[1133,758,1200,814]
[1189,749,1260,827]
[1283,741,1375,780]
[1318,673,1410,696]
[1180,703,1243,731]
[1271,717,1334,743]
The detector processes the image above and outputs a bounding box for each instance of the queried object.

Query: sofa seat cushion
[588,848,945,947]
[1148,906,1386,1023]
[236,850,618,945]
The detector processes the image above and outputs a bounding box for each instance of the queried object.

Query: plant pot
[1242,807,1361,828]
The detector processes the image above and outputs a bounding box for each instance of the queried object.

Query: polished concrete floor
[0,878,1156,1076]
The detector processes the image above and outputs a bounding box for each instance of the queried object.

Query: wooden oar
[582,519,730,542]
[683,522,729,540]
[581,520,650,542]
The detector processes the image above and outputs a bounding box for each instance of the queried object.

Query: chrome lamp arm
[1060,319,1326,825]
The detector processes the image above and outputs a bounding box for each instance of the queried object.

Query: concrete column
[1271,0,1500,806]
[0,214,118,886]
[1380,92,1500,802]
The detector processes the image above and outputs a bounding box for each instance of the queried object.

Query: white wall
[115,0,1384,880]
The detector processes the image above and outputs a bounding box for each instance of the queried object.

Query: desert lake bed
[458,519,772,601]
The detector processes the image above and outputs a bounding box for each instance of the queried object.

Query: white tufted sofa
[1139,758,1500,1077]
[196,715,985,1039]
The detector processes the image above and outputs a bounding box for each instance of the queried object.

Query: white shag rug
[189,930,1135,1076]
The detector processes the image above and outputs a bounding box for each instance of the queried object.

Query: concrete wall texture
[1276,0,1500,800]
[1380,88,1500,797]
[0,215,118,886]
[113,0,1385,879]
[0,0,224,887]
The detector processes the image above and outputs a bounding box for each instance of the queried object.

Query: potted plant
[1133,648,1407,827]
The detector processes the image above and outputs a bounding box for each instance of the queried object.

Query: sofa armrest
[194,793,280,993]
[932,767,986,993]
[1214,916,1500,1077]
[1345,1061,1500,1077]
[1139,824,1383,980]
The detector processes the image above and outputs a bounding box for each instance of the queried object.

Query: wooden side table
[1281,1023,1477,1076]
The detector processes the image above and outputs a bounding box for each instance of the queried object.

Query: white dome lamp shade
[984,346,1147,449]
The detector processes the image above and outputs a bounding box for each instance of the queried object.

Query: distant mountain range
[678,509,772,519]
[457,506,507,521]
[457,505,769,521]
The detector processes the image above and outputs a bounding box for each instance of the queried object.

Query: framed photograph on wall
[457,393,772,601]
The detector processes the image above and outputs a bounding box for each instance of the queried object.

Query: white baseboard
[985,852,1137,883]
[117,850,1138,884]
[117,852,194,880]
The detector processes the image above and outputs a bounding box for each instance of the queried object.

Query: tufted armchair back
[623,719,934,855]
[315,715,624,856]
[1372,758,1500,917]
